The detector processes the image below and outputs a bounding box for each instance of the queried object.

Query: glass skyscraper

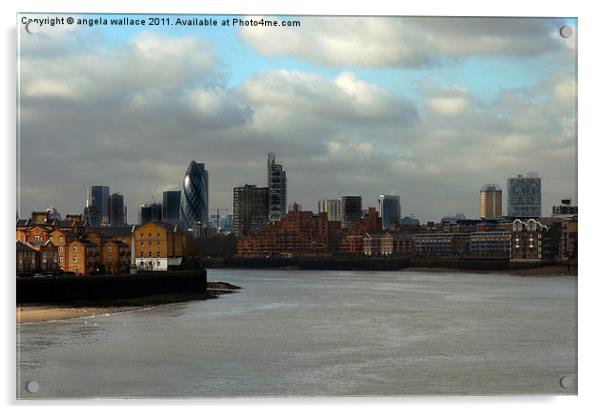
[378,195,401,230]
[180,161,209,229]
[507,173,541,217]
[162,190,181,223]
[108,192,126,227]
[86,185,110,226]
[267,153,287,222]
[341,196,362,228]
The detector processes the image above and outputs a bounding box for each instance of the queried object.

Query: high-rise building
[108,193,126,227]
[86,186,110,225]
[162,190,181,223]
[479,184,503,219]
[378,195,401,230]
[180,161,209,229]
[267,153,287,222]
[507,173,541,217]
[140,203,162,225]
[233,184,269,236]
[83,205,101,227]
[318,199,342,222]
[341,196,362,229]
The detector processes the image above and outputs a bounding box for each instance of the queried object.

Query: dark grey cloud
[239,17,568,68]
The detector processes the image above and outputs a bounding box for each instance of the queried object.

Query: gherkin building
[180,161,209,229]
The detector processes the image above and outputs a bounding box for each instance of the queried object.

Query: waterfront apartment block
[560,218,578,260]
[237,204,335,257]
[363,232,394,256]
[16,241,38,272]
[133,221,186,271]
[237,206,383,257]
[16,240,58,272]
[510,219,561,262]
[413,233,469,257]
[17,211,134,275]
[66,240,100,275]
[468,231,511,257]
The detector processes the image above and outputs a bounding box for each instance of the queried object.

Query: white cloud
[429,97,470,116]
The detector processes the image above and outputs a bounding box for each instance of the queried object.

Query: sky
[17,14,577,224]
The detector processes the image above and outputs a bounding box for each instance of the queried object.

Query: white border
[3,0,599,412]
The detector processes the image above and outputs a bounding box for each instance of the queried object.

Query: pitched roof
[89,226,134,237]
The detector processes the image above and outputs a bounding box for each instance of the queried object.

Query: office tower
[83,205,101,227]
[479,184,503,219]
[233,184,269,236]
[318,199,342,222]
[162,190,181,223]
[180,161,209,229]
[507,173,542,217]
[341,196,362,229]
[267,153,287,222]
[108,193,126,227]
[86,185,110,225]
[378,195,401,230]
[139,203,162,225]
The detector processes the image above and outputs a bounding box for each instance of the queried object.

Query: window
[60,237,64,242]
[108,246,112,252]
[74,266,78,273]
[156,252,160,257]
[59,257,63,263]
[73,256,78,263]
[59,247,63,253]
[149,241,153,246]
[108,255,112,263]
[34,235,40,241]
[140,241,144,246]
[73,246,78,253]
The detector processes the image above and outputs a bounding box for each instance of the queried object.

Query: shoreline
[400,265,576,276]
[17,281,240,324]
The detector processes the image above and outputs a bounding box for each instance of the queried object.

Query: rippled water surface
[17,269,577,398]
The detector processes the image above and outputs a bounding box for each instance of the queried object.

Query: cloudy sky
[17,15,577,223]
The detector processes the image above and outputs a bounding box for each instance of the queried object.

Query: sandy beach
[16,306,136,323]
[17,281,241,323]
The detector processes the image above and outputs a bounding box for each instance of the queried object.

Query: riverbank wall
[17,270,207,304]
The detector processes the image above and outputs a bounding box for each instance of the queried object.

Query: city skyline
[18,15,577,223]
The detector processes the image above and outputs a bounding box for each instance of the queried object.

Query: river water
[17,269,577,398]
